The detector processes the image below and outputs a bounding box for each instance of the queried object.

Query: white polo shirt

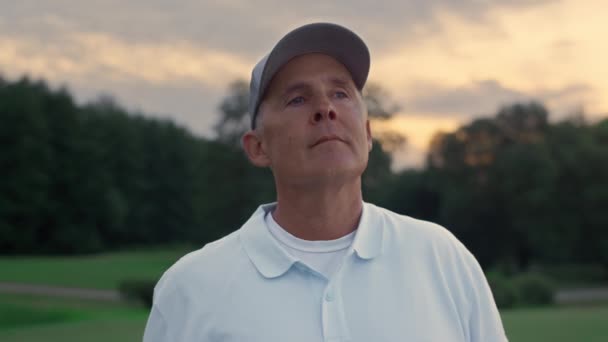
[143,202,508,342]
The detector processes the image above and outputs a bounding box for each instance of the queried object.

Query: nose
[311,96,337,124]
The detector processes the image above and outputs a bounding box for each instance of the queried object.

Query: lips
[311,134,344,147]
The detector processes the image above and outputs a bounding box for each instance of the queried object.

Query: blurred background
[1,1,607,341]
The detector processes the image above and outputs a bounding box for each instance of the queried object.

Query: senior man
[143,22,507,342]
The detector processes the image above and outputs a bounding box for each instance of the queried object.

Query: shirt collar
[239,202,384,279]
[352,202,384,260]
[239,203,297,278]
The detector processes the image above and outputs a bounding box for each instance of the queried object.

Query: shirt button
[325,291,334,302]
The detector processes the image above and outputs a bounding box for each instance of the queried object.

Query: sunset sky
[1,0,606,168]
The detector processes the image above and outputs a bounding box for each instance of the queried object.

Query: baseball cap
[248,22,370,129]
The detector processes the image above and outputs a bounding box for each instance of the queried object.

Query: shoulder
[366,203,482,277]
[153,204,274,302]
[370,203,489,295]
[153,230,244,304]
[369,203,466,251]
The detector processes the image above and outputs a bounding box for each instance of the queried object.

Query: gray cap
[249,22,370,129]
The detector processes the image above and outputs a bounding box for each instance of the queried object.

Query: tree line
[381,103,608,272]
[1,77,274,253]
[1,76,607,274]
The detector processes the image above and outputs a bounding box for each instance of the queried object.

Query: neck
[272,178,363,241]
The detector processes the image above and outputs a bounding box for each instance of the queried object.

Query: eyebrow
[281,82,312,99]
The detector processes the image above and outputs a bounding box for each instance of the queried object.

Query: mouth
[311,135,344,147]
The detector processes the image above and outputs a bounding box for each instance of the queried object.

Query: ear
[242,130,271,168]
[366,120,373,152]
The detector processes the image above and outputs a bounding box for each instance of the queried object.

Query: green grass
[502,305,608,341]
[1,249,607,341]
[0,246,193,289]
[1,319,147,342]
[1,319,148,342]
[2,293,608,342]
[0,294,148,342]
[0,302,83,329]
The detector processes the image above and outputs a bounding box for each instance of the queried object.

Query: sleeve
[141,268,204,342]
[142,270,182,342]
[464,250,509,342]
[143,304,169,342]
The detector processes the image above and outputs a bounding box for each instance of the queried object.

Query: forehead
[265,53,355,96]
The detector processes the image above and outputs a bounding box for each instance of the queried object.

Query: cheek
[337,98,366,121]
[264,125,299,158]
[339,104,367,134]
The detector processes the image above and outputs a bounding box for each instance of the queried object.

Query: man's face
[254,53,372,187]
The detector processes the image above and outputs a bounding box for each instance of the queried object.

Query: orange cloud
[372,114,460,169]
[371,0,607,117]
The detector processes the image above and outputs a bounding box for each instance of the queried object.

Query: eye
[335,90,348,99]
[287,96,305,106]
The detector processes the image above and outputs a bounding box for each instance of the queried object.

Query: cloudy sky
[1,0,606,168]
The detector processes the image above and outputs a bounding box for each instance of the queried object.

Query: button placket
[321,252,353,342]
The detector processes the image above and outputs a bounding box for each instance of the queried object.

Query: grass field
[0,246,193,289]
[502,305,608,341]
[1,248,608,341]
[0,294,147,342]
[1,294,608,341]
